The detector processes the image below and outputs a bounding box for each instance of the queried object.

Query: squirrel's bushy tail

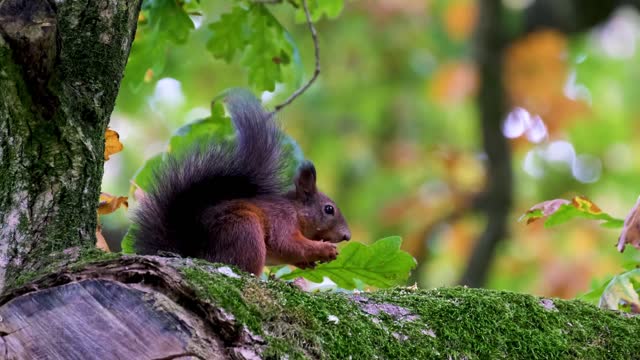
[131,90,285,256]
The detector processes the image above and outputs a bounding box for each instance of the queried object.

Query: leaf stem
[272,0,320,113]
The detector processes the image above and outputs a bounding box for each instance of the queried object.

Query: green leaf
[122,0,196,89]
[206,6,249,62]
[544,204,624,228]
[143,0,195,44]
[120,226,137,254]
[520,196,624,229]
[242,6,294,90]
[131,152,165,192]
[598,269,640,313]
[280,236,417,290]
[168,115,235,157]
[206,5,297,91]
[578,278,610,305]
[295,0,344,22]
[122,23,168,90]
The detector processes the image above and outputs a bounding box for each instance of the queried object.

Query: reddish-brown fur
[201,196,341,275]
[131,91,350,275]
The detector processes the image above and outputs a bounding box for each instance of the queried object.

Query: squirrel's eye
[324,205,335,215]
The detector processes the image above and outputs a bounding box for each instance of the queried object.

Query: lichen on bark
[0,0,142,292]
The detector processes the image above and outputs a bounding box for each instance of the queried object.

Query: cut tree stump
[1,255,639,359]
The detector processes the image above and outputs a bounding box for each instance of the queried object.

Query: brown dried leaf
[104,128,124,160]
[617,197,640,252]
[96,225,110,252]
[98,192,128,215]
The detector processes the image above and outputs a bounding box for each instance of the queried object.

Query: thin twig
[273,0,320,113]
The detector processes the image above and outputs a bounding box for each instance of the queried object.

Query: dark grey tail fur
[131,90,286,257]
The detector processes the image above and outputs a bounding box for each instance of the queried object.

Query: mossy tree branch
[0,0,142,292]
[2,255,639,359]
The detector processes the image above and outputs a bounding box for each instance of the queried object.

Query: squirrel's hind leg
[201,207,267,275]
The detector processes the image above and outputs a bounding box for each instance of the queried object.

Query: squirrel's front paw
[317,242,338,263]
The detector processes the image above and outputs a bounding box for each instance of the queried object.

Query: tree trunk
[1,254,639,359]
[460,0,640,287]
[459,0,512,287]
[0,0,142,292]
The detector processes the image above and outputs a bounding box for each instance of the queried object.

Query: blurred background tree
[101,0,640,299]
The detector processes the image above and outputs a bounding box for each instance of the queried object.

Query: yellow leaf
[104,128,124,161]
[98,192,128,215]
[571,195,602,214]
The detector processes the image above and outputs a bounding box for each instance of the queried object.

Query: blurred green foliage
[102,0,640,300]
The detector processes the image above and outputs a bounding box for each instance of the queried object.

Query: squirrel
[131,91,351,275]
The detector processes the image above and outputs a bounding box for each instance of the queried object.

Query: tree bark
[0,0,142,292]
[2,255,639,359]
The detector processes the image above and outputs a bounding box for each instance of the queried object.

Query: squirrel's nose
[342,232,351,241]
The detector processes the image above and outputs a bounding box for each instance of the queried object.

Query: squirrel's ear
[295,161,317,200]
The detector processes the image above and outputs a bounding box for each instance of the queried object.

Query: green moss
[67,247,121,269]
[9,270,38,290]
[6,247,119,291]
[11,256,638,358]
[182,264,640,360]
[182,265,265,332]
